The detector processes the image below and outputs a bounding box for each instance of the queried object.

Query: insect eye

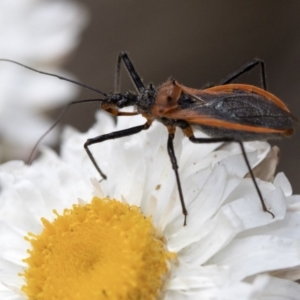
[111,94,123,102]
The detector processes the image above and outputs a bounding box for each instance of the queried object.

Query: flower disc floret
[21,197,175,300]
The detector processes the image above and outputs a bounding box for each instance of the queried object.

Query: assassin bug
[0,52,297,225]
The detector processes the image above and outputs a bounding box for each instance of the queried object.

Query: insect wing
[168,84,297,139]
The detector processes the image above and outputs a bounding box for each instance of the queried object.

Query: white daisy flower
[0,0,89,161]
[0,113,300,299]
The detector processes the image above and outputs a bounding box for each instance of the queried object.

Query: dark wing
[171,87,296,131]
[199,92,294,129]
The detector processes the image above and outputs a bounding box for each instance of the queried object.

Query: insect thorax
[136,87,156,114]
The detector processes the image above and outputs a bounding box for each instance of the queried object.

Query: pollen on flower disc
[21,197,175,300]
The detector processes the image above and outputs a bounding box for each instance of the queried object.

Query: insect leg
[182,127,274,218]
[84,121,152,179]
[115,52,145,94]
[219,58,267,90]
[166,127,188,226]
[238,141,274,218]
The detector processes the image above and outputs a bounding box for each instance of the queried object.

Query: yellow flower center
[21,197,175,300]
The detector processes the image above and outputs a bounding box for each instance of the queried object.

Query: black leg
[238,141,274,217]
[84,122,151,179]
[115,54,123,93]
[167,132,188,226]
[188,134,274,218]
[114,52,145,94]
[219,58,267,90]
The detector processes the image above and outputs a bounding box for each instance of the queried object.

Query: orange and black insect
[0,52,297,225]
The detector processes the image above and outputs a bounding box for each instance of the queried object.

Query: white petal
[273,172,293,197]
[208,235,300,281]
[256,276,300,299]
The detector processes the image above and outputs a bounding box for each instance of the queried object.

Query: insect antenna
[28,98,105,164]
[0,59,107,96]
[0,58,111,163]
